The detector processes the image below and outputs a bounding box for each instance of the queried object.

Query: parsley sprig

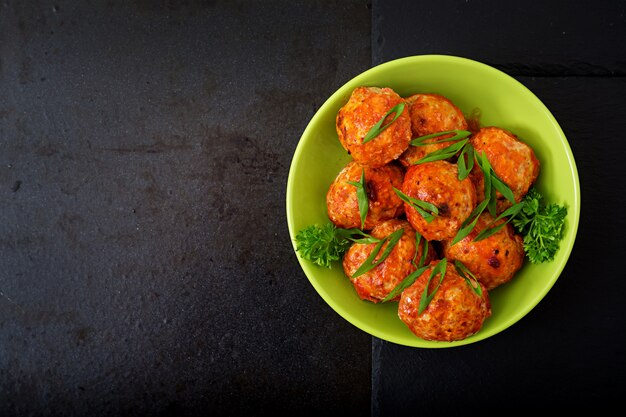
[512,188,567,263]
[295,224,379,268]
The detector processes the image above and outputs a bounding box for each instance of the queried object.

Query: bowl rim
[286,54,581,348]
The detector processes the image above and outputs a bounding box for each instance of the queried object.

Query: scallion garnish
[381,265,429,303]
[410,232,422,268]
[381,231,431,302]
[418,258,447,314]
[413,138,469,165]
[450,148,521,245]
[457,141,475,180]
[393,188,439,223]
[417,234,429,268]
[347,168,369,230]
[491,172,516,204]
[409,130,471,146]
[453,260,483,296]
[473,201,525,241]
[362,102,406,144]
[335,227,381,244]
[450,198,489,245]
[476,151,495,216]
[351,228,405,278]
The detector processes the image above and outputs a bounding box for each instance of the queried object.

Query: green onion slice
[450,198,489,246]
[411,232,422,268]
[454,260,483,296]
[381,265,430,303]
[413,138,469,165]
[473,201,525,242]
[457,142,475,180]
[491,173,516,204]
[410,231,429,269]
[351,228,404,278]
[418,258,448,314]
[418,236,429,267]
[335,228,380,244]
[362,103,406,144]
[394,188,439,223]
[347,168,369,230]
[410,130,471,146]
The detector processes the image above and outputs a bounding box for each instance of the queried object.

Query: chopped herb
[362,103,406,144]
[381,265,429,302]
[457,141,475,180]
[453,260,483,297]
[512,188,568,263]
[351,228,404,278]
[409,130,472,146]
[418,258,448,314]
[382,231,430,302]
[394,188,439,223]
[295,224,379,268]
[413,138,469,164]
[473,201,525,241]
[347,168,369,229]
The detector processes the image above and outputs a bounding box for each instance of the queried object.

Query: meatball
[401,160,476,241]
[398,93,469,167]
[336,87,412,168]
[470,127,540,213]
[398,260,491,342]
[442,212,525,291]
[327,160,405,230]
[343,219,435,303]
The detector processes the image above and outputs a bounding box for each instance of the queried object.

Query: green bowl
[286,55,580,348]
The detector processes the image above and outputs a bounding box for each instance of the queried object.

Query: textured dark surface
[372,0,626,415]
[0,1,373,416]
[4,1,626,415]
[372,0,626,74]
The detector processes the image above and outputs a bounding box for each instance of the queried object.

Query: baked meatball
[398,93,468,167]
[343,219,435,303]
[401,160,476,241]
[398,260,491,342]
[470,127,540,213]
[327,160,405,230]
[336,87,412,168]
[442,212,525,290]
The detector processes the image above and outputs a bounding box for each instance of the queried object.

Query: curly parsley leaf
[295,224,380,268]
[512,188,568,264]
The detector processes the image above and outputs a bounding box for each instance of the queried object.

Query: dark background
[1,1,624,416]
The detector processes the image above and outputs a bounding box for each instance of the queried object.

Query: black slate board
[0,1,373,415]
[372,0,626,414]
